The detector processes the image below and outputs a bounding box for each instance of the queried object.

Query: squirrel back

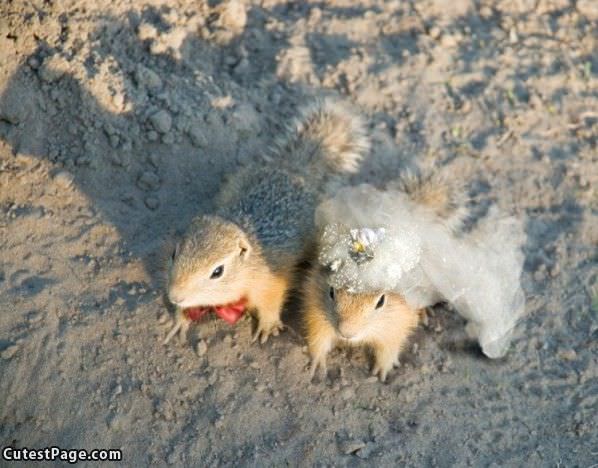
[216,98,371,270]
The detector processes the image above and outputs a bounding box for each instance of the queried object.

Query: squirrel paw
[251,320,284,344]
[371,361,393,382]
[309,356,327,381]
[163,312,190,345]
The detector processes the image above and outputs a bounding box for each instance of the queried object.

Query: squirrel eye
[329,287,335,301]
[210,265,224,279]
[375,294,385,309]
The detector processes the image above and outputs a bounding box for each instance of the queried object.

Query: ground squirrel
[303,170,469,381]
[164,98,370,345]
[304,272,422,382]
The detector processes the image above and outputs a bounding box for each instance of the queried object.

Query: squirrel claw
[309,358,327,381]
[251,321,284,344]
[372,364,390,382]
[163,310,191,345]
[163,322,182,345]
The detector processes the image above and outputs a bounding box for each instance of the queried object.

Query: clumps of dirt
[0,0,596,466]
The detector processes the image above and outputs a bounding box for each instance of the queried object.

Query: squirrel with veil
[303,168,526,379]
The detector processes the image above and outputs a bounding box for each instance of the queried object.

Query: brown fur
[303,266,420,382]
[164,99,370,345]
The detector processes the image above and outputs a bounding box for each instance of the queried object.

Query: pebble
[339,439,366,455]
[109,134,120,149]
[75,155,90,166]
[218,0,247,32]
[428,26,441,40]
[0,97,23,124]
[509,28,518,44]
[137,23,158,41]
[225,54,239,66]
[27,56,40,69]
[109,152,124,167]
[440,358,452,373]
[27,311,43,323]
[440,34,460,48]
[53,170,74,189]
[479,6,493,19]
[150,110,172,134]
[1,344,20,360]
[208,371,218,385]
[577,0,598,20]
[39,59,66,83]
[112,93,125,110]
[144,196,160,210]
[341,387,355,401]
[232,104,260,134]
[558,349,577,361]
[137,171,160,191]
[188,124,207,147]
[233,58,250,74]
[156,400,174,421]
[356,443,375,459]
[136,64,163,90]
[147,152,160,167]
[550,264,560,278]
[196,340,208,357]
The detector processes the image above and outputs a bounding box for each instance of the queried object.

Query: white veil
[315,184,526,359]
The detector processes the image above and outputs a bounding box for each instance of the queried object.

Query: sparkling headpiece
[318,223,421,293]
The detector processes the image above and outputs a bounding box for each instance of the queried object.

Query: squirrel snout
[337,323,355,340]
[168,288,186,306]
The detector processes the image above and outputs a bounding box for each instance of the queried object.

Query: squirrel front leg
[305,305,337,379]
[250,272,288,344]
[370,340,401,382]
[371,305,420,381]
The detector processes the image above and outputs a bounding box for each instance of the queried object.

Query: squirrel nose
[168,288,185,305]
[169,296,182,306]
[338,324,354,339]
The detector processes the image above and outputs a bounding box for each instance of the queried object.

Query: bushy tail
[274,98,370,186]
[393,169,470,233]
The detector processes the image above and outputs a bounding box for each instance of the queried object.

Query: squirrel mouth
[183,297,248,325]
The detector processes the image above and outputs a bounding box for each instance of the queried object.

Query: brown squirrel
[164,98,370,345]
[303,169,469,381]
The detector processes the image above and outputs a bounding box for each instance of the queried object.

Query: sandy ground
[1,0,597,465]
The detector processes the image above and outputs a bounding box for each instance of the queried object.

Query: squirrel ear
[238,238,251,260]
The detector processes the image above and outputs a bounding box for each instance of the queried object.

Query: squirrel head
[330,288,391,341]
[312,267,406,342]
[168,215,254,308]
